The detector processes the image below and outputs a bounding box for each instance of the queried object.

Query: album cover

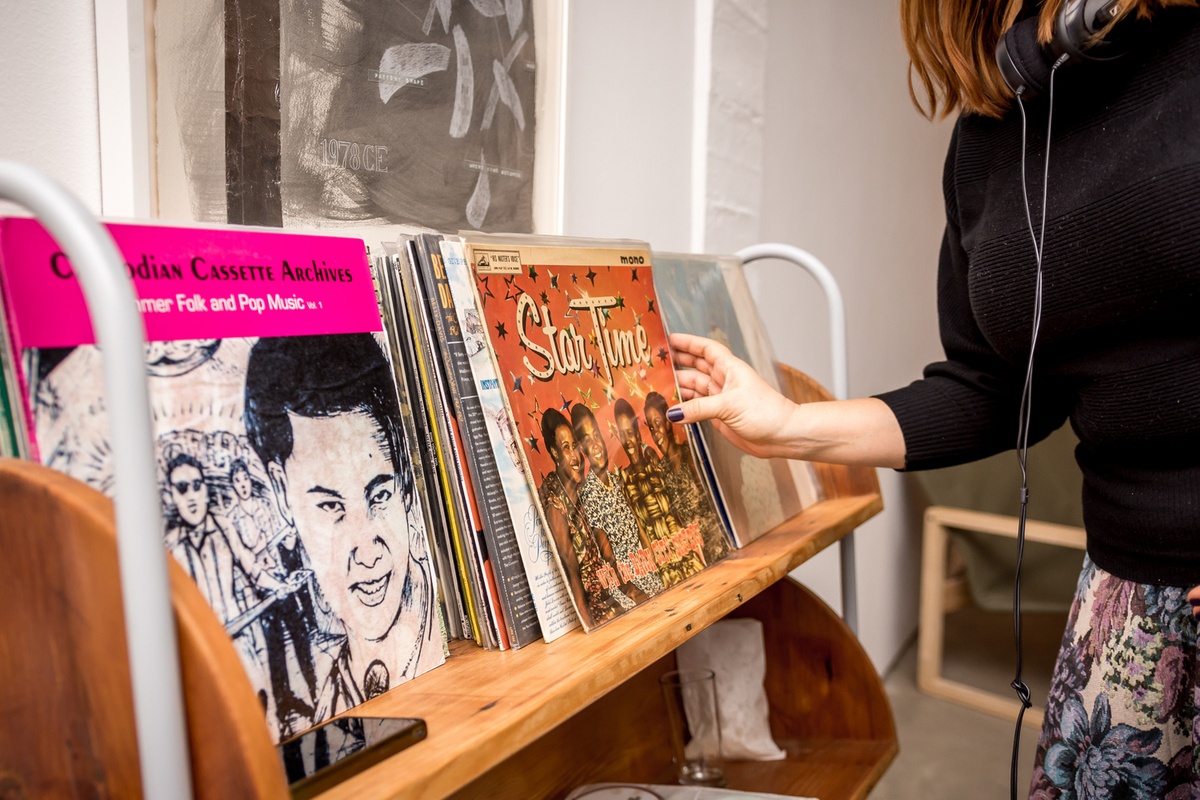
[463,235,730,631]
[0,219,446,743]
[718,258,824,512]
[415,234,545,647]
[395,235,494,647]
[441,235,579,641]
[653,253,820,545]
[371,248,461,646]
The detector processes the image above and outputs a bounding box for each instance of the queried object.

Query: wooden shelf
[3,363,893,800]
[319,493,884,800]
[721,739,897,799]
[441,572,897,800]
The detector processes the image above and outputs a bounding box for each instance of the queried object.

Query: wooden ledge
[319,493,882,800]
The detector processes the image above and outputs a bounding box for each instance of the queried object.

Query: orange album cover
[464,237,731,631]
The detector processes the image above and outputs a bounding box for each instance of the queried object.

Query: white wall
[0,0,103,212]
[755,1,953,671]
[562,0,696,251]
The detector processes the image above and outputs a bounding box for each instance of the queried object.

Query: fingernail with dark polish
[667,406,684,423]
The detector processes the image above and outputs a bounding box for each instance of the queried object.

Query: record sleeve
[0,218,446,744]
[653,253,821,545]
[395,236,491,647]
[441,235,579,642]
[413,233,536,648]
[462,235,730,631]
[371,248,460,646]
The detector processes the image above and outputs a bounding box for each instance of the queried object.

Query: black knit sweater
[876,8,1200,586]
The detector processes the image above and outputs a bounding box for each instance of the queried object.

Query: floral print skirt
[1030,555,1199,799]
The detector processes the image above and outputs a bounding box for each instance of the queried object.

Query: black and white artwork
[281,0,537,231]
[157,0,537,230]
[31,333,444,744]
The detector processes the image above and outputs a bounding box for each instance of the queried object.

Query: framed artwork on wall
[155,0,565,234]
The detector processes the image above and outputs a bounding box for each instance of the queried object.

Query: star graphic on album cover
[527,397,543,421]
[540,291,549,305]
[585,267,597,286]
[577,387,598,410]
[560,393,571,412]
[615,294,625,310]
[503,276,523,302]
[549,270,559,289]
[528,264,538,281]
[589,361,601,378]
[657,346,669,364]
[602,383,616,402]
[631,268,639,282]
[494,321,508,339]
[510,372,524,393]
[647,298,656,314]
[623,370,646,398]
[527,434,539,453]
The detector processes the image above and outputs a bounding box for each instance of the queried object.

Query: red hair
[901,0,1196,119]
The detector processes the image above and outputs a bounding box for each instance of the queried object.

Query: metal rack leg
[737,242,858,636]
[0,161,194,800]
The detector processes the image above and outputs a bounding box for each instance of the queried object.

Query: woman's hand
[1188,585,1200,618]
[668,333,801,460]
[668,332,907,469]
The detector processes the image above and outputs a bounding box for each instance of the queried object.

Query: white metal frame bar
[737,242,858,635]
[0,161,193,800]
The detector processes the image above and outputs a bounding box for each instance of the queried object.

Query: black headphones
[996,0,1131,98]
[995,4,1139,798]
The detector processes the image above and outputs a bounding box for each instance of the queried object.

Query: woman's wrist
[783,398,906,469]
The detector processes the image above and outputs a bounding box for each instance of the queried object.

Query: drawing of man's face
[272,409,410,642]
[645,405,670,455]
[170,463,208,528]
[575,413,608,474]
[550,422,584,488]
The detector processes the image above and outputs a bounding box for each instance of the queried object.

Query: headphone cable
[1010,52,1066,800]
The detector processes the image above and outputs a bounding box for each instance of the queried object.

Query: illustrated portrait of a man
[244,333,442,723]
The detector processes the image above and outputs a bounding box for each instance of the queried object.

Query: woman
[572,402,665,601]
[612,397,707,586]
[644,391,730,566]
[538,407,634,626]
[670,0,1200,795]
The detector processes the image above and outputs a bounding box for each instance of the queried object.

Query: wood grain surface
[0,458,288,800]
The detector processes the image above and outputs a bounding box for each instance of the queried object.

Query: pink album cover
[0,218,445,753]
